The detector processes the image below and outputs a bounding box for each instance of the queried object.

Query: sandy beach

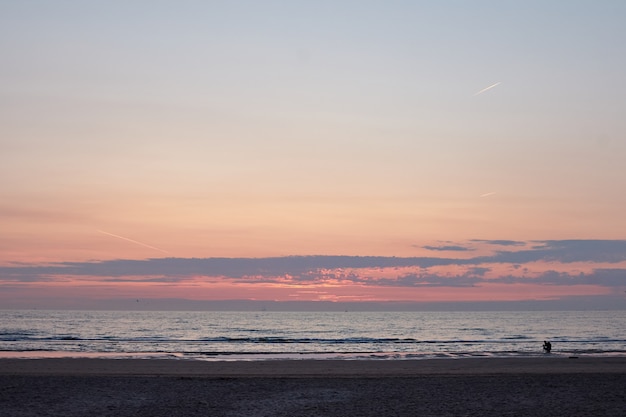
[1,357,625,416]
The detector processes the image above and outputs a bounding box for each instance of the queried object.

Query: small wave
[200,336,421,344]
[0,330,41,341]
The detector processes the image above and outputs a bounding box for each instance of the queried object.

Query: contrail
[474,82,501,96]
[97,230,170,254]
[480,191,497,198]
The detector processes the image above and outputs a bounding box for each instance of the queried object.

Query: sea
[1,310,625,360]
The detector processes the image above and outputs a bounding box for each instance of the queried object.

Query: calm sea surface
[1,310,624,360]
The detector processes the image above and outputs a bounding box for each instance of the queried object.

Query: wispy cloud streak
[473,81,501,96]
[97,230,170,254]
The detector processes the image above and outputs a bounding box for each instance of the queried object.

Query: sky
[1,1,625,310]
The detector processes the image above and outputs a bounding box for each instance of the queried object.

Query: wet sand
[1,357,625,416]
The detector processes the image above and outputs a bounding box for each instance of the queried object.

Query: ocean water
[1,310,625,360]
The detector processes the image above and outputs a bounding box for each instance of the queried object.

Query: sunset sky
[2,1,625,309]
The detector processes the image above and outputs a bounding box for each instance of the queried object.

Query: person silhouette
[543,340,552,353]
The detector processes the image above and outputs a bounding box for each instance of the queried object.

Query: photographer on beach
[543,340,552,353]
